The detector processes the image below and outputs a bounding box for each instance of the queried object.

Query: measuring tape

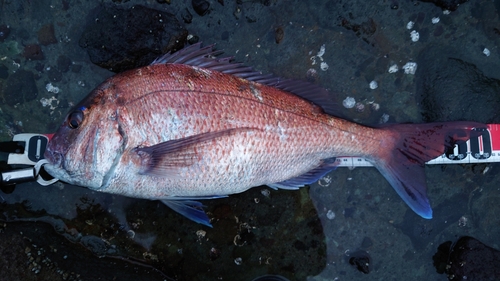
[336,124,500,168]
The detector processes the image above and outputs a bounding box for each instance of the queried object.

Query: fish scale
[43,43,485,226]
[112,65,348,196]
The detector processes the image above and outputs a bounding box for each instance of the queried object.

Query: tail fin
[372,122,485,219]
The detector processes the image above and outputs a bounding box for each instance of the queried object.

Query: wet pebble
[0,24,11,42]
[192,0,210,16]
[348,250,371,274]
[181,8,193,23]
[23,44,44,60]
[37,24,57,45]
[275,27,284,44]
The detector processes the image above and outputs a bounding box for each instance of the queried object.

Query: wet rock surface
[418,0,469,11]
[0,221,167,281]
[395,193,467,250]
[79,5,188,73]
[0,183,326,280]
[433,236,500,280]
[1,69,38,106]
[416,46,500,123]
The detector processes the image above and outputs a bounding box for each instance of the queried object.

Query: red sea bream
[43,43,484,226]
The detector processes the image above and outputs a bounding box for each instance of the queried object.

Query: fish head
[44,87,125,190]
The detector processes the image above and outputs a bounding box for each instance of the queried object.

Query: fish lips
[43,148,68,179]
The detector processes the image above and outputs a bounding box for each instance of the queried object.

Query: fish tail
[371,121,485,219]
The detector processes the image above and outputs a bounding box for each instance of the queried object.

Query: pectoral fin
[134,128,255,177]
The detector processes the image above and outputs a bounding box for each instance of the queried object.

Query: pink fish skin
[43,44,485,226]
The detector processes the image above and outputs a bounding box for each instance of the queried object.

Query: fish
[43,43,485,227]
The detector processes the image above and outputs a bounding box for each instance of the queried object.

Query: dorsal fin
[153,43,340,116]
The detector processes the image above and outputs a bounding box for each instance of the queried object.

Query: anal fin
[268,157,338,190]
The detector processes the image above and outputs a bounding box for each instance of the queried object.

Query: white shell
[317,44,326,57]
[402,62,417,74]
[369,80,378,89]
[45,83,60,94]
[410,30,420,42]
[406,21,414,29]
[320,61,329,71]
[388,64,399,73]
[342,96,356,108]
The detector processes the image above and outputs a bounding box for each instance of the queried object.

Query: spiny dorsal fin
[153,43,341,116]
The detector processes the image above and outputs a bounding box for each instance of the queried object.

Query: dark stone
[221,30,229,40]
[181,8,193,24]
[275,26,284,44]
[390,1,399,9]
[57,55,72,72]
[2,70,38,106]
[416,45,500,123]
[192,0,210,16]
[37,24,58,45]
[347,250,371,274]
[22,44,44,60]
[246,15,257,23]
[433,237,500,279]
[0,24,11,42]
[0,64,8,79]
[79,5,187,73]
[418,0,468,11]
[187,35,199,44]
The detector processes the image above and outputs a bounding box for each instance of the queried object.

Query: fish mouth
[44,148,63,167]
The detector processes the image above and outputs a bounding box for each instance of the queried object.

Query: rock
[37,24,57,45]
[79,5,187,73]
[418,0,468,11]
[416,45,500,123]
[433,236,500,280]
[0,24,11,42]
[347,250,371,274]
[1,70,38,106]
[192,0,210,16]
[22,44,44,60]
[181,8,193,23]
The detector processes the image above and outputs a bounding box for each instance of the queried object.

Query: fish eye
[67,110,84,129]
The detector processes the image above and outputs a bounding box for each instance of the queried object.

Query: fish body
[44,44,484,226]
